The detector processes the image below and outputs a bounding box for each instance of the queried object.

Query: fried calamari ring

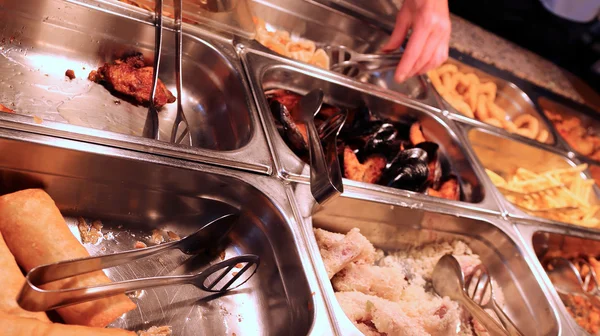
[437,63,458,76]
[513,114,540,139]
[487,100,507,121]
[536,129,549,143]
[478,82,497,102]
[428,70,446,95]
[443,92,474,118]
[502,119,519,133]
[475,94,489,121]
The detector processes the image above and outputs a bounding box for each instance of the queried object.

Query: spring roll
[0,232,50,322]
[0,189,136,327]
[2,314,135,336]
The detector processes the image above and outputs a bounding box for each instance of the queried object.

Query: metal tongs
[324,45,403,78]
[17,214,260,312]
[432,255,511,336]
[297,89,346,205]
[143,0,193,145]
[545,257,600,300]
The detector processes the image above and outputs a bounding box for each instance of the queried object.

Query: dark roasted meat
[88,54,176,107]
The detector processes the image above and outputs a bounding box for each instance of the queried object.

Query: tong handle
[460,292,509,336]
[19,255,259,312]
[307,119,340,204]
[143,0,163,140]
[491,298,524,336]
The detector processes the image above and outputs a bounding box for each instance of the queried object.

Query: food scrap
[315,228,503,335]
[77,218,104,244]
[428,64,547,142]
[134,241,147,249]
[138,325,172,336]
[88,54,176,107]
[486,165,599,227]
[65,69,76,80]
[0,103,14,113]
[254,17,330,69]
[266,89,461,201]
[544,108,600,161]
[150,229,165,245]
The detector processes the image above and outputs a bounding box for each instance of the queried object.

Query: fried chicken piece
[89,54,175,107]
[343,147,386,184]
[332,264,408,301]
[314,228,376,279]
[336,291,428,336]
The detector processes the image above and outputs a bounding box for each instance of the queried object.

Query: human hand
[382,0,451,82]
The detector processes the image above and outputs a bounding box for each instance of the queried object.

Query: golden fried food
[343,147,387,184]
[429,64,545,142]
[544,108,600,159]
[486,165,599,227]
[88,54,176,108]
[0,104,14,113]
[254,17,330,69]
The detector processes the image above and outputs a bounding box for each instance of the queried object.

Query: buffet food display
[1,0,600,335]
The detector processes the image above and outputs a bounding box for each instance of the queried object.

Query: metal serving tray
[286,183,561,335]
[247,0,437,105]
[431,57,558,146]
[464,124,600,230]
[240,46,499,214]
[515,219,600,335]
[538,96,600,163]
[0,128,333,335]
[0,0,272,173]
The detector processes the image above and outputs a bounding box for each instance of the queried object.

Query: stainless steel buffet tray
[247,0,439,106]
[286,182,562,335]
[0,0,272,174]
[240,45,499,213]
[515,219,600,336]
[462,123,600,230]
[0,128,334,335]
[430,57,558,146]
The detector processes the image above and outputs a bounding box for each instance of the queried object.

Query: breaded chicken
[89,54,176,107]
[332,264,408,301]
[314,228,376,279]
[336,291,428,336]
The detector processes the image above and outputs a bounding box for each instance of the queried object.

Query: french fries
[486,164,600,228]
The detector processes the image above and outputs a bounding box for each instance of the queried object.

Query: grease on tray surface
[315,228,505,335]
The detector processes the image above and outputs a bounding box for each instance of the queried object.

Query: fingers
[393,23,429,82]
[414,29,449,76]
[382,9,411,52]
[406,30,440,79]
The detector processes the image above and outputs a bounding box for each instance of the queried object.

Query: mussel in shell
[380,148,430,192]
[415,141,443,189]
[269,99,308,152]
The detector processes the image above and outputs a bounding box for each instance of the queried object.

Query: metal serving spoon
[432,254,509,336]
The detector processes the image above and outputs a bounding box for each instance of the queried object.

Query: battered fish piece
[336,291,427,336]
[314,228,376,278]
[332,264,408,301]
[89,54,176,107]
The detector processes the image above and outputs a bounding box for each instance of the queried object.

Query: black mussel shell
[270,100,308,152]
[380,148,430,192]
[415,141,442,188]
[363,122,398,153]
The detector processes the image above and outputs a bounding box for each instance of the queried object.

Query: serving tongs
[17,214,260,312]
[545,257,600,300]
[432,254,510,336]
[324,45,403,78]
[297,89,346,205]
[466,265,524,336]
[143,0,193,146]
